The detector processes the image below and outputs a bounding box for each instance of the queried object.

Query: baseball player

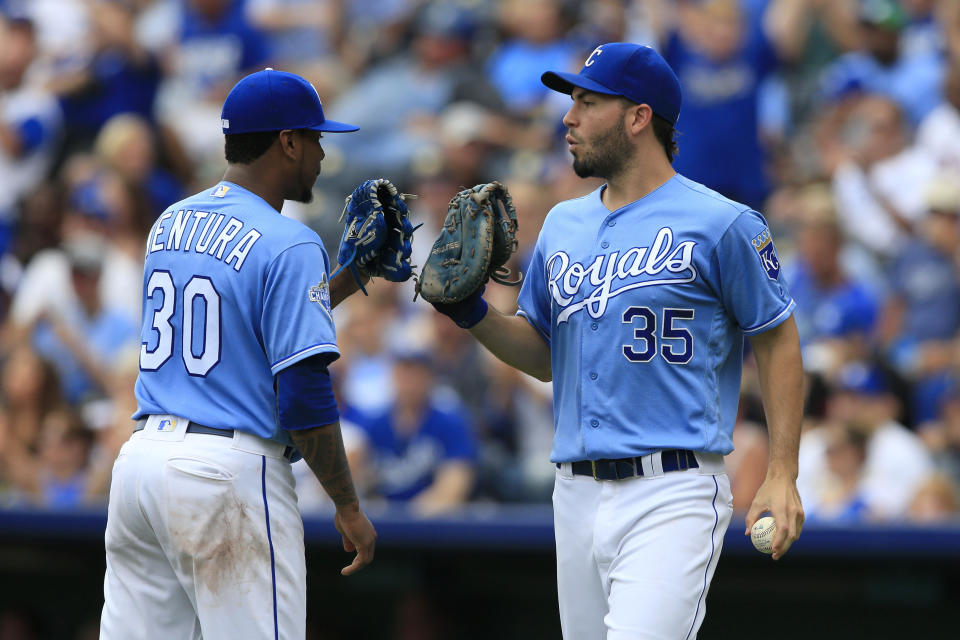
[430,44,805,638]
[100,69,379,639]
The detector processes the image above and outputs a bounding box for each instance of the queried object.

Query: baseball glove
[332,179,418,294]
[415,181,522,304]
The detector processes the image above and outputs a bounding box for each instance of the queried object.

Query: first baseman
[100,69,379,639]
[430,43,805,638]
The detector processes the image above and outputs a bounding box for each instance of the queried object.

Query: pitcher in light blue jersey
[428,43,805,639]
[101,69,382,640]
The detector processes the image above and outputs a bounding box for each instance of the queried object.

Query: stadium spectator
[784,185,879,375]
[803,422,872,522]
[797,362,935,520]
[6,169,144,344]
[918,382,960,491]
[48,0,161,154]
[154,0,271,170]
[0,14,61,257]
[0,343,62,464]
[335,281,401,415]
[28,233,139,406]
[476,352,555,503]
[643,0,814,209]
[916,58,960,175]
[82,345,140,502]
[245,0,341,66]
[0,408,92,508]
[819,0,944,125]
[824,94,939,257]
[350,347,477,516]
[327,0,503,183]
[879,176,960,423]
[485,0,578,117]
[93,113,184,223]
[907,473,960,522]
[898,0,946,59]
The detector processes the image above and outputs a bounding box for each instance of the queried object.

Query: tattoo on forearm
[289,424,359,507]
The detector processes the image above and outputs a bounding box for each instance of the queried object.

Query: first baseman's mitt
[415,181,522,304]
[333,179,418,294]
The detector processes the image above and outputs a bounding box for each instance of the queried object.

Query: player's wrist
[335,501,362,515]
[431,294,488,329]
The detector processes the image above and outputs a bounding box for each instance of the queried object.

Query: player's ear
[278,129,299,161]
[625,103,653,136]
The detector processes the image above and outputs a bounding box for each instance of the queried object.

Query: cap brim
[309,119,359,133]
[541,70,620,97]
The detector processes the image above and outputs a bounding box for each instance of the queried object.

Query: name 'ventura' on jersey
[146,209,263,272]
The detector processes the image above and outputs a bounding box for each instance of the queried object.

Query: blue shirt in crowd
[353,402,477,501]
[889,240,960,343]
[787,261,879,345]
[486,39,578,113]
[820,50,944,125]
[663,22,778,210]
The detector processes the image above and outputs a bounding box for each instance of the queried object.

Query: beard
[571,118,634,179]
[293,185,314,203]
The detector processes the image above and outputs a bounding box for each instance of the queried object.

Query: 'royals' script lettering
[547,227,698,323]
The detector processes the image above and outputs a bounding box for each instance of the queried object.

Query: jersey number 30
[140,270,221,376]
[622,306,694,364]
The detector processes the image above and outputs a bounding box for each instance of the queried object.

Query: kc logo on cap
[585,46,603,67]
[541,42,683,125]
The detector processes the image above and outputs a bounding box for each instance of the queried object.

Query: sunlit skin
[222,129,325,212]
[558,87,675,214]
[562,88,636,180]
[292,130,325,204]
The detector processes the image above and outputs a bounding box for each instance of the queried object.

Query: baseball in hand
[750,516,776,554]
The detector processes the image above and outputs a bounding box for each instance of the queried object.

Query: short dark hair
[618,98,678,162]
[224,130,280,164]
[652,114,678,163]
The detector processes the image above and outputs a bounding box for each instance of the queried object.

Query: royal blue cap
[221,69,358,135]
[541,43,682,125]
[837,362,889,396]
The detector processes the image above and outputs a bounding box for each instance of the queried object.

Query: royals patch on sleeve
[751,228,781,280]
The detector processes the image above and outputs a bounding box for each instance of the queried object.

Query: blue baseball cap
[541,43,682,125]
[837,362,889,396]
[221,69,358,135]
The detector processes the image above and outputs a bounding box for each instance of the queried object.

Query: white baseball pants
[553,453,733,640]
[100,415,305,640]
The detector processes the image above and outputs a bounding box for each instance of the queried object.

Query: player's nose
[318,145,326,162]
[561,107,577,129]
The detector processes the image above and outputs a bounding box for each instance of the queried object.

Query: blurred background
[0,0,959,637]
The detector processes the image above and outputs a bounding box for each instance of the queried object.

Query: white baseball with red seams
[751,516,777,554]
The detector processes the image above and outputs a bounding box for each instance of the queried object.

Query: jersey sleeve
[262,241,339,375]
[714,210,795,335]
[516,240,552,345]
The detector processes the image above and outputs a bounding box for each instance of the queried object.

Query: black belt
[559,449,699,480]
[134,418,295,461]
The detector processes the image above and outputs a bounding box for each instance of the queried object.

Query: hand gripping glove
[332,178,419,294]
[415,181,522,306]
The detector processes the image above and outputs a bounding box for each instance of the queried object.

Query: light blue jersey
[518,174,795,462]
[133,182,339,447]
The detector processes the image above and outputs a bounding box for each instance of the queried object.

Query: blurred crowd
[0,0,959,526]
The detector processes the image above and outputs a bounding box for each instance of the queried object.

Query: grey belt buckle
[591,460,599,480]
